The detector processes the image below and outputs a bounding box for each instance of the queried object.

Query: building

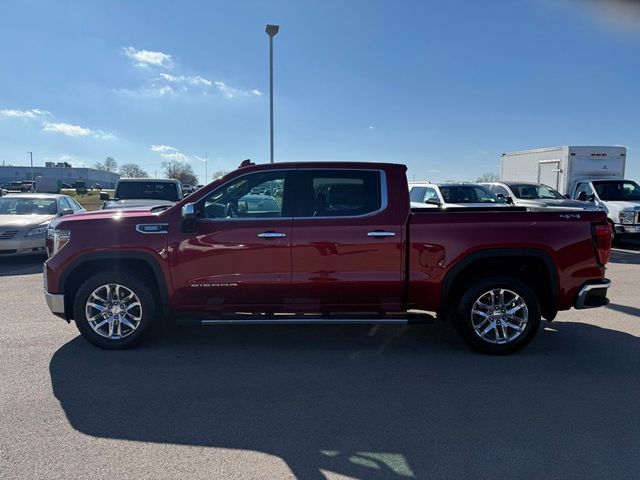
[0,164,120,192]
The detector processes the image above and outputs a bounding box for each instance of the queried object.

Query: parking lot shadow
[0,256,45,276]
[50,321,640,479]
[610,247,640,265]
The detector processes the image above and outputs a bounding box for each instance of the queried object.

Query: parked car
[181,184,193,195]
[44,161,611,354]
[409,182,504,208]
[100,178,182,210]
[20,181,37,192]
[481,182,598,210]
[6,181,24,192]
[0,193,85,256]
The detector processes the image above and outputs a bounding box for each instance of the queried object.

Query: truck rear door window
[294,170,382,217]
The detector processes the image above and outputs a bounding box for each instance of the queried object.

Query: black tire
[453,276,541,355]
[73,270,157,349]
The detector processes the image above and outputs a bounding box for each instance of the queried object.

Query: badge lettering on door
[190,283,239,288]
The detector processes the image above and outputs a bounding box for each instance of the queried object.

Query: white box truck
[501,146,640,243]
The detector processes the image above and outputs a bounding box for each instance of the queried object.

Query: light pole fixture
[265,24,279,163]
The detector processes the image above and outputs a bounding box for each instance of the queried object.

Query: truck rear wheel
[453,276,540,355]
[73,270,157,349]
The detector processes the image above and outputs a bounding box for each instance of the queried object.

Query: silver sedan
[0,194,85,256]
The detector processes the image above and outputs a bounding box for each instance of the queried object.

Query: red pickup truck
[44,161,612,354]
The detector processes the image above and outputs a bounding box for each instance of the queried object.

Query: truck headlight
[619,211,635,224]
[26,225,48,237]
[47,228,71,256]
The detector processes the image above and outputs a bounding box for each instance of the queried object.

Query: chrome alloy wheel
[471,288,528,345]
[85,284,143,340]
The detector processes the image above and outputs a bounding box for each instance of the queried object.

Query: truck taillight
[593,224,611,265]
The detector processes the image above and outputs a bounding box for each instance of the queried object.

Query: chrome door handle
[257,231,287,239]
[367,231,396,237]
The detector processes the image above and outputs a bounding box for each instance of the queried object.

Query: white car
[0,194,85,256]
[409,182,506,208]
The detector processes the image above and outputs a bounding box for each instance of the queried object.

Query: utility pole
[27,152,33,181]
[205,152,208,184]
[266,24,279,163]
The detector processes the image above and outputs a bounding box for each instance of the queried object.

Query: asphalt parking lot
[1,247,639,480]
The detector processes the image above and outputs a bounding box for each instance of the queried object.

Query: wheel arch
[439,248,559,321]
[60,251,170,320]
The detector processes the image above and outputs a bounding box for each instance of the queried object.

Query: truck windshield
[593,181,640,201]
[508,184,564,200]
[116,182,179,201]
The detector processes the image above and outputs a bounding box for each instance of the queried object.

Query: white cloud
[42,121,92,137]
[150,144,178,153]
[368,125,375,130]
[119,46,260,100]
[159,73,212,86]
[42,121,116,140]
[123,46,173,68]
[150,144,190,162]
[215,81,263,99]
[160,152,189,162]
[0,108,50,118]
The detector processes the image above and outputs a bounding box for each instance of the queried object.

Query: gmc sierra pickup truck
[44,161,612,354]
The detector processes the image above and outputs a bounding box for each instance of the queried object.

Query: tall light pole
[265,24,279,164]
[27,152,33,181]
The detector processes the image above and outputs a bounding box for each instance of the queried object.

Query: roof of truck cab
[237,161,407,172]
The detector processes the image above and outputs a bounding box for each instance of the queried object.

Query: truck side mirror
[181,202,197,232]
[99,192,110,201]
[504,196,514,204]
[61,208,74,216]
[588,194,595,202]
[577,192,588,201]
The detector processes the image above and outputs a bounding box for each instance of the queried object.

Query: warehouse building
[0,164,120,192]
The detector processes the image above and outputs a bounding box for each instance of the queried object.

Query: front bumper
[43,265,68,321]
[0,235,47,256]
[45,291,66,315]
[575,279,611,309]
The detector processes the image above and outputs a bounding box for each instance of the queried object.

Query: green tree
[119,163,149,178]
[162,160,198,185]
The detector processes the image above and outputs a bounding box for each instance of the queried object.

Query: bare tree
[211,170,229,181]
[162,160,198,185]
[120,163,149,178]
[93,157,118,172]
[476,172,500,182]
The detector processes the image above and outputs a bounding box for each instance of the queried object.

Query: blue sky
[1,0,639,183]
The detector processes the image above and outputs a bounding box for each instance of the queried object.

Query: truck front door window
[202,172,288,219]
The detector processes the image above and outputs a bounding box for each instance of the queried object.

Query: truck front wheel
[73,270,157,349]
[454,276,541,355]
